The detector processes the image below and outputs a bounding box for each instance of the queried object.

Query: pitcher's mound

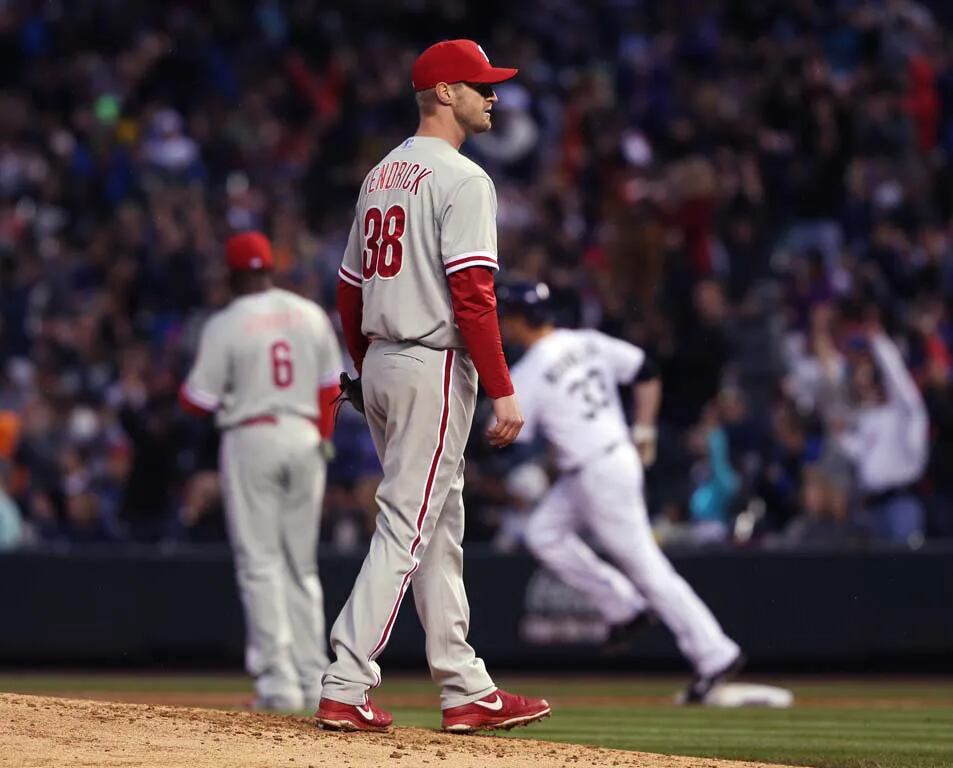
[1,692,799,768]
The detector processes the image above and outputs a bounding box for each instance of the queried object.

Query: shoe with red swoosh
[314,697,393,732]
[441,689,551,733]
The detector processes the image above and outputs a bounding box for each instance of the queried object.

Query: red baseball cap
[412,39,518,92]
[225,231,274,271]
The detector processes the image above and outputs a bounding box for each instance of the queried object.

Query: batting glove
[632,424,658,468]
[319,440,336,463]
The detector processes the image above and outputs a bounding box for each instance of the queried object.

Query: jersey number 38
[363,205,406,280]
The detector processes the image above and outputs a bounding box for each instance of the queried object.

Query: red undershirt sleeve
[336,279,369,375]
[318,383,340,439]
[178,384,214,417]
[448,267,514,399]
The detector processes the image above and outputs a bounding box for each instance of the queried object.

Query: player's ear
[434,82,454,106]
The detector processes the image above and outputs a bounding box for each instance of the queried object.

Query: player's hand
[486,394,524,448]
[632,423,658,467]
[319,440,336,463]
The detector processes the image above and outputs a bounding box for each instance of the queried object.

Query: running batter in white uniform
[497,281,744,703]
[180,231,343,711]
[316,39,550,733]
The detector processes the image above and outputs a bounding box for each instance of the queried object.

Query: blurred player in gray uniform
[316,40,550,733]
[180,232,342,711]
[497,281,744,704]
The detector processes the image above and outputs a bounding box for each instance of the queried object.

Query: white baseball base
[677,683,794,708]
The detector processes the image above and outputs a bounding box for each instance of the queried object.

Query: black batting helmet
[496,280,553,325]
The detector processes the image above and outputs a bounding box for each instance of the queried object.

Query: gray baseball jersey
[337,136,499,349]
[184,288,342,428]
[323,136,502,709]
[183,286,343,709]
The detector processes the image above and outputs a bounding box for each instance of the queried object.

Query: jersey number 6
[270,341,294,388]
[363,205,406,280]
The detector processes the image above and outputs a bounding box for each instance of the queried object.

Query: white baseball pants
[524,442,739,676]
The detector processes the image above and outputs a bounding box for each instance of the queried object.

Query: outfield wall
[2,546,952,671]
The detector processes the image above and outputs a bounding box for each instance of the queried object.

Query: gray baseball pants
[322,341,496,709]
[221,414,328,709]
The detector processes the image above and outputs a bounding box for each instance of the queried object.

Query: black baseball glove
[334,372,365,416]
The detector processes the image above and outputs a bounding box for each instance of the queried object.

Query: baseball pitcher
[180,232,343,711]
[315,40,551,733]
[498,281,744,704]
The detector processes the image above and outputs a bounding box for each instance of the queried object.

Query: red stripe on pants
[368,350,455,663]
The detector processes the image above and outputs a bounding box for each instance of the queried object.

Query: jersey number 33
[569,368,610,419]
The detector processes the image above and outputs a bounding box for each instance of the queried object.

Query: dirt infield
[27,687,950,711]
[1,693,803,768]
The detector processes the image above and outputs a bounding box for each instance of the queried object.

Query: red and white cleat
[314,697,393,732]
[441,689,551,733]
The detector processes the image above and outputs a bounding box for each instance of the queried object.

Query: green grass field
[2,673,952,768]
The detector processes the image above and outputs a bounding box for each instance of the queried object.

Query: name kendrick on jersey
[365,160,433,195]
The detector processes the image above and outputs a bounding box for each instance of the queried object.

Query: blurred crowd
[1,0,953,552]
